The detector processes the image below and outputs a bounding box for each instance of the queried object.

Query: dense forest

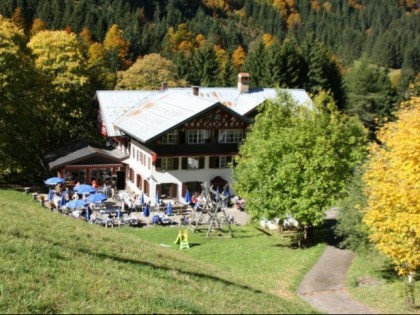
[0,0,419,182]
[1,0,419,69]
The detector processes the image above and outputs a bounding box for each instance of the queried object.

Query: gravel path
[297,245,376,314]
[297,209,377,314]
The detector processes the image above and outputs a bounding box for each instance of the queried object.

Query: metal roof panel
[96,90,156,137]
[115,91,219,142]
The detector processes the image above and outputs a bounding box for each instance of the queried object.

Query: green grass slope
[0,189,323,314]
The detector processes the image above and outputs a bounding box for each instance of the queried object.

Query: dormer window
[160,130,178,144]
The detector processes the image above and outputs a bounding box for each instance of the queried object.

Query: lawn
[0,189,324,314]
[346,250,420,314]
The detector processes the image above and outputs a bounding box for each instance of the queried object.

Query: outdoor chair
[122,213,140,226]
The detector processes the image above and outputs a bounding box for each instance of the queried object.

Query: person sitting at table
[191,195,198,207]
[91,180,98,189]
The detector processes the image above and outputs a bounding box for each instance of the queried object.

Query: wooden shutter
[173,157,179,170]
[181,157,188,169]
[199,157,205,169]
[209,156,219,168]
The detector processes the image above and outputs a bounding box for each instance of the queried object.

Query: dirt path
[297,209,377,314]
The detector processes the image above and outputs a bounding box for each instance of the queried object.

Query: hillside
[0,189,324,314]
[1,0,419,69]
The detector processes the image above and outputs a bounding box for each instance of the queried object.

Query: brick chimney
[161,81,168,91]
[192,86,199,96]
[238,72,250,93]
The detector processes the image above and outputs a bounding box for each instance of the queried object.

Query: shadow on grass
[270,218,342,250]
[378,265,400,282]
[34,234,266,296]
[77,245,265,295]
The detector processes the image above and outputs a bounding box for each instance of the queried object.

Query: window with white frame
[160,130,178,144]
[186,129,211,144]
[218,129,243,143]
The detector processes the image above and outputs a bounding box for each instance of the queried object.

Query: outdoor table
[100,209,116,215]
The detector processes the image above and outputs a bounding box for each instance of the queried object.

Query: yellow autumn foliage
[363,97,420,276]
[28,30,89,93]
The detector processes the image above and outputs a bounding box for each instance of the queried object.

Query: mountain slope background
[1,0,419,71]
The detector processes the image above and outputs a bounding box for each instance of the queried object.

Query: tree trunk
[405,271,416,307]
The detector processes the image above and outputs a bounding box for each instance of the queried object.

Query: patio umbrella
[48,189,54,202]
[74,184,97,194]
[155,191,159,206]
[215,187,220,201]
[117,207,121,219]
[224,185,230,197]
[143,204,150,217]
[140,191,145,205]
[184,190,191,204]
[165,202,173,216]
[155,191,160,213]
[66,199,88,209]
[223,185,230,207]
[86,193,108,204]
[86,208,90,221]
[60,193,67,207]
[44,177,64,186]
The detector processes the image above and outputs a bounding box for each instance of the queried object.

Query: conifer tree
[344,57,398,140]
[191,46,220,87]
[242,40,266,88]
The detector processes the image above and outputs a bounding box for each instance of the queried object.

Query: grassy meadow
[346,251,420,314]
[0,189,324,314]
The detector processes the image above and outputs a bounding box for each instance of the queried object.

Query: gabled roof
[171,87,313,115]
[96,87,313,141]
[48,143,128,170]
[114,90,249,143]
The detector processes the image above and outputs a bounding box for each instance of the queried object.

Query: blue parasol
[143,204,150,217]
[86,193,108,204]
[165,202,173,216]
[86,208,90,221]
[215,186,220,200]
[117,207,121,219]
[224,185,230,197]
[45,177,64,186]
[74,184,97,194]
[48,189,54,202]
[155,191,159,206]
[140,191,145,205]
[66,199,87,209]
[184,190,191,204]
[223,185,230,207]
[60,193,67,207]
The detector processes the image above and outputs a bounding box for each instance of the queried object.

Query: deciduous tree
[0,16,44,180]
[233,90,368,244]
[363,96,420,306]
[116,53,187,90]
[28,29,94,150]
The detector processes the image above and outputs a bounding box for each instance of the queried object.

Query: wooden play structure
[188,182,234,238]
